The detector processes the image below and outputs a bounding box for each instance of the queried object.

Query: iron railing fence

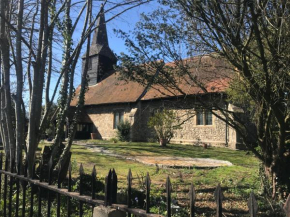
[0,152,289,217]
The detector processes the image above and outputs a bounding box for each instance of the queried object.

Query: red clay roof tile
[70,55,233,106]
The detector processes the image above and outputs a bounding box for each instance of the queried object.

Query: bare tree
[0,0,150,178]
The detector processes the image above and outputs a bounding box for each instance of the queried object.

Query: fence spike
[214,184,224,217]
[146,172,151,213]
[112,168,118,204]
[166,176,171,217]
[105,169,112,206]
[247,192,258,217]
[189,183,196,217]
[92,165,96,199]
[127,169,132,209]
[284,194,290,217]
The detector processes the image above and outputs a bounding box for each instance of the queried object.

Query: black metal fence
[0,152,290,217]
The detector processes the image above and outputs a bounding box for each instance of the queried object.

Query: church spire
[92,5,108,46]
[84,5,117,86]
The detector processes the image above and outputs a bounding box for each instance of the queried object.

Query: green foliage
[109,137,119,143]
[117,120,131,142]
[148,109,180,146]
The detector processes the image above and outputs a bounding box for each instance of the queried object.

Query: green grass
[38,140,280,216]
[80,140,259,167]
[69,140,260,190]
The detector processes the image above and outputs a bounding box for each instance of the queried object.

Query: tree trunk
[159,138,167,147]
[0,0,16,169]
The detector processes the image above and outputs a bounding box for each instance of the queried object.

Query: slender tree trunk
[27,0,48,177]
[0,0,15,169]
[15,0,24,172]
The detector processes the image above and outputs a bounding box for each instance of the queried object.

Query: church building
[70,8,244,149]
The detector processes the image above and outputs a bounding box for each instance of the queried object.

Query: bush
[117,120,131,141]
[148,109,181,146]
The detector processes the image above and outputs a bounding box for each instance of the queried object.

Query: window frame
[196,109,213,126]
[113,111,124,129]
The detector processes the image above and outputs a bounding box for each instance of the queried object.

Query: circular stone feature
[78,143,233,168]
[132,156,233,168]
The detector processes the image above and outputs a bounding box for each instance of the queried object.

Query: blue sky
[104,1,156,55]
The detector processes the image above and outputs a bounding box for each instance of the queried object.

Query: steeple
[83,5,117,86]
[92,6,108,46]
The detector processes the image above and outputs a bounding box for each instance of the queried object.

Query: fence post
[127,169,132,217]
[214,184,223,217]
[16,154,21,217]
[146,172,151,213]
[22,159,28,217]
[248,192,258,217]
[189,183,196,217]
[112,169,118,204]
[166,176,171,217]
[47,157,53,217]
[57,164,62,217]
[38,161,43,217]
[93,168,125,217]
[284,194,290,217]
[105,169,112,206]
[92,166,97,200]
[79,163,84,217]
[9,160,15,217]
[29,163,36,217]
[67,161,72,217]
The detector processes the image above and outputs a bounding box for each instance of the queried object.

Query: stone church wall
[82,99,240,149]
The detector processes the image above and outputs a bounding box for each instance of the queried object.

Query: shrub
[109,138,118,143]
[148,109,181,146]
[117,120,131,141]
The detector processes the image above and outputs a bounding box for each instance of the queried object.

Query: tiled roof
[70,55,233,106]
[70,71,145,106]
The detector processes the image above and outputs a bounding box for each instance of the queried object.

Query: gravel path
[76,143,233,168]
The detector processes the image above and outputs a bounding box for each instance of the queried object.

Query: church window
[196,110,212,125]
[114,111,124,129]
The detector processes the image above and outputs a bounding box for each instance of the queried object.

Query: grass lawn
[39,140,279,216]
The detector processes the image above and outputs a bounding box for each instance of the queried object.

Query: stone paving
[77,143,233,168]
